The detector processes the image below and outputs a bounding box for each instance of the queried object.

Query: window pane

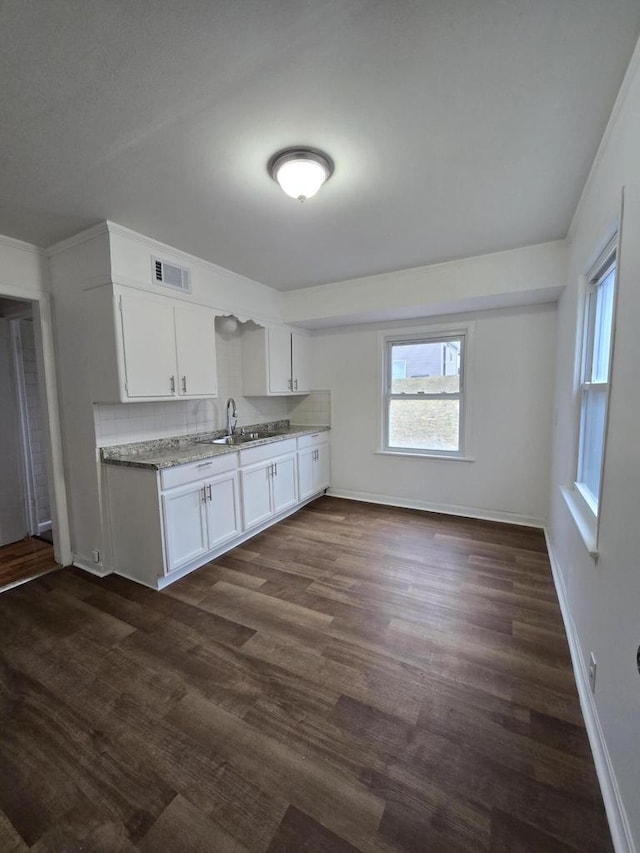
[390,340,460,394]
[578,388,607,506]
[389,399,460,451]
[591,267,615,382]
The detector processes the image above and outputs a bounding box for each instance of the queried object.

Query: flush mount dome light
[269,148,334,202]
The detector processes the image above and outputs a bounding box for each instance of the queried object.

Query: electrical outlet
[91,549,101,564]
[588,652,597,693]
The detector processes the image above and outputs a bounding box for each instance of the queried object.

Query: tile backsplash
[94,329,331,446]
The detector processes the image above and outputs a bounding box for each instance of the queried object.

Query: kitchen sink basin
[206,430,280,446]
[210,435,254,446]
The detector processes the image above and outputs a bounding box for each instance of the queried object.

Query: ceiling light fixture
[269,148,334,202]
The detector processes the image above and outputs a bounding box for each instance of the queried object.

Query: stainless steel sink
[200,430,283,447]
[210,435,254,446]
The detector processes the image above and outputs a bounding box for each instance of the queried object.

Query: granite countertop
[100,421,330,470]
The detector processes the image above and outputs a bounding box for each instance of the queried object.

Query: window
[382,330,466,456]
[576,241,617,515]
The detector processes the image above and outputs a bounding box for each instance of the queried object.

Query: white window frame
[563,235,618,558]
[378,322,473,460]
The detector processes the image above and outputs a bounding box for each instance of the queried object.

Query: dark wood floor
[0,497,611,852]
[0,536,58,592]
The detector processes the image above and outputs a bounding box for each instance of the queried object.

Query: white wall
[284,240,566,329]
[548,41,640,852]
[312,303,556,526]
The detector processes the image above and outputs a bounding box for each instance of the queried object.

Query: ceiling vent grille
[152,256,192,294]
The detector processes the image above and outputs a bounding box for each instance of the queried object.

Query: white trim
[327,488,544,528]
[374,450,475,462]
[560,486,598,558]
[37,520,52,535]
[377,320,475,459]
[72,555,112,577]
[0,234,46,256]
[10,319,38,535]
[46,221,110,256]
[544,531,637,853]
[0,289,72,567]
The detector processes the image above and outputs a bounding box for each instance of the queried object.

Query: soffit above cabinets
[1,1,640,290]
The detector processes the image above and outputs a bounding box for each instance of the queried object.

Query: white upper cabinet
[242,325,311,396]
[120,294,180,398]
[174,306,218,397]
[268,325,294,393]
[291,331,310,394]
[85,285,218,402]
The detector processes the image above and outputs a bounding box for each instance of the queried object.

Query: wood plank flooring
[0,536,58,591]
[0,497,612,851]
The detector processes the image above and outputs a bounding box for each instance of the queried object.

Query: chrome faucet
[226,398,238,436]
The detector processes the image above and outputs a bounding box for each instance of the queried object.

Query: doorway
[0,296,58,588]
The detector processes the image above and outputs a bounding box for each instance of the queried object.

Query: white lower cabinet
[239,440,298,530]
[297,433,330,501]
[162,469,241,573]
[162,481,209,572]
[104,431,329,589]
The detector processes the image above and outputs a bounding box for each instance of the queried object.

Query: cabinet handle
[196,461,213,469]
[294,378,298,390]
[266,466,271,480]
[274,463,278,477]
[287,378,292,391]
[181,376,187,394]
[170,375,176,394]
[201,486,207,503]
[207,484,212,501]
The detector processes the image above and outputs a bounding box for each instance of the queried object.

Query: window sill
[560,485,599,559]
[375,450,475,462]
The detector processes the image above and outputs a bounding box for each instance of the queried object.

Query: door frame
[9,315,39,536]
[0,278,72,566]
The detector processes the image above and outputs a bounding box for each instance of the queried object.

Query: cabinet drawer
[297,431,329,450]
[239,437,297,467]
[160,452,238,490]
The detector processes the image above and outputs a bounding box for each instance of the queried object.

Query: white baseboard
[544,530,636,853]
[73,555,113,577]
[327,488,544,528]
[37,520,52,535]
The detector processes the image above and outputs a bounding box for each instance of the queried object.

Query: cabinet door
[268,327,292,393]
[120,294,177,398]
[206,471,241,548]
[240,462,273,529]
[175,306,218,397]
[291,332,310,393]
[316,443,330,491]
[271,453,298,514]
[162,481,209,573]
[297,447,316,502]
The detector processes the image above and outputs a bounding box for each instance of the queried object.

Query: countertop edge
[101,425,330,471]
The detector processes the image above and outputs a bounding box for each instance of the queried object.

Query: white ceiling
[1,1,639,291]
